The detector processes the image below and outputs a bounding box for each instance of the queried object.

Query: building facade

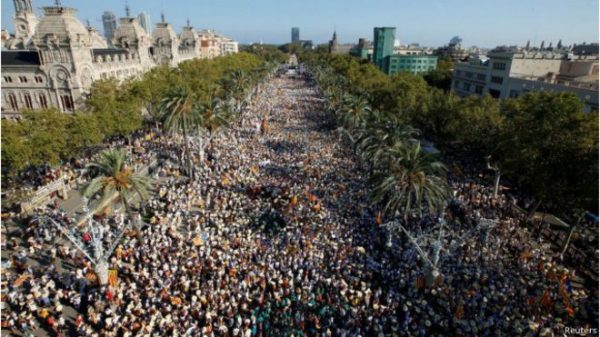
[137,11,152,35]
[291,27,300,43]
[349,38,370,60]
[373,27,395,69]
[384,54,438,75]
[328,30,338,54]
[101,11,117,41]
[1,1,239,118]
[435,36,469,62]
[370,27,435,75]
[452,47,599,112]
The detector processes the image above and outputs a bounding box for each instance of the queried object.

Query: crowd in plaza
[1,69,597,337]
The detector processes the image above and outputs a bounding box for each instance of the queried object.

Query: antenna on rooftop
[161,11,165,23]
[125,3,130,17]
[187,17,190,27]
[54,0,62,6]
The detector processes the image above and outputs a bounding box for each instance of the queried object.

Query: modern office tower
[291,27,300,43]
[373,27,395,69]
[102,11,117,40]
[137,11,151,34]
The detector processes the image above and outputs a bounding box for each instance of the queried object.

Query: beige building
[452,47,599,112]
[1,0,239,118]
[197,30,239,59]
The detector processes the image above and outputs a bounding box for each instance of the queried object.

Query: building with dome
[1,0,239,118]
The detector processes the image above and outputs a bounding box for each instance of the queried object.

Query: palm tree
[196,96,233,153]
[337,94,372,133]
[324,86,344,114]
[159,86,201,178]
[223,70,251,114]
[370,142,449,222]
[355,113,420,168]
[83,148,152,212]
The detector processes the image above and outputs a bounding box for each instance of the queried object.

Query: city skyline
[1,0,598,47]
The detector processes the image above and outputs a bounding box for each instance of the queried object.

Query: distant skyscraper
[137,11,151,34]
[373,27,395,69]
[102,11,117,41]
[291,27,300,43]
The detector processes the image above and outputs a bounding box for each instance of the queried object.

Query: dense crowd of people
[1,69,597,337]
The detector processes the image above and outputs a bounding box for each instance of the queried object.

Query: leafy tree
[444,94,504,156]
[371,72,431,118]
[66,112,104,154]
[1,119,33,174]
[423,57,454,91]
[407,88,461,143]
[21,109,70,166]
[243,44,287,64]
[83,148,152,211]
[499,92,598,215]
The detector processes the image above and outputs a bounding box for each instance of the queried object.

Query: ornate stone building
[1,1,239,118]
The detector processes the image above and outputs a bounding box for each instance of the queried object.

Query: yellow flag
[108,269,118,287]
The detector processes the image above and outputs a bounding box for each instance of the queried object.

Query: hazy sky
[2,0,598,47]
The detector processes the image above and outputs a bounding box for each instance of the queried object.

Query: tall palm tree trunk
[182,128,194,179]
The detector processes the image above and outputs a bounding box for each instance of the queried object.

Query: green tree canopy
[500,92,598,214]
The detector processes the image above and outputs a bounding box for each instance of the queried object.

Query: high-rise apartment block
[102,11,117,41]
[291,27,300,43]
[137,11,151,34]
[373,27,395,68]
[372,27,437,75]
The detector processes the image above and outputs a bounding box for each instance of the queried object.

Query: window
[35,76,43,83]
[39,93,48,109]
[492,62,506,70]
[476,74,486,81]
[475,85,484,94]
[19,76,28,83]
[60,95,74,111]
[454,80,460,88]
[509,90,519,98]
[463,82,471,91]
[24,93,33,109]
[465,72,473,78]
[490,76,504,84]
[3,76,12,83]
[8,93,18,110]
[455,70,462,76]
[488,89,501,98]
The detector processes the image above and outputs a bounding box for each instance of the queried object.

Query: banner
[108,269,118,287]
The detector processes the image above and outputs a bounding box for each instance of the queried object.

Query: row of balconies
[93,53,138,63]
